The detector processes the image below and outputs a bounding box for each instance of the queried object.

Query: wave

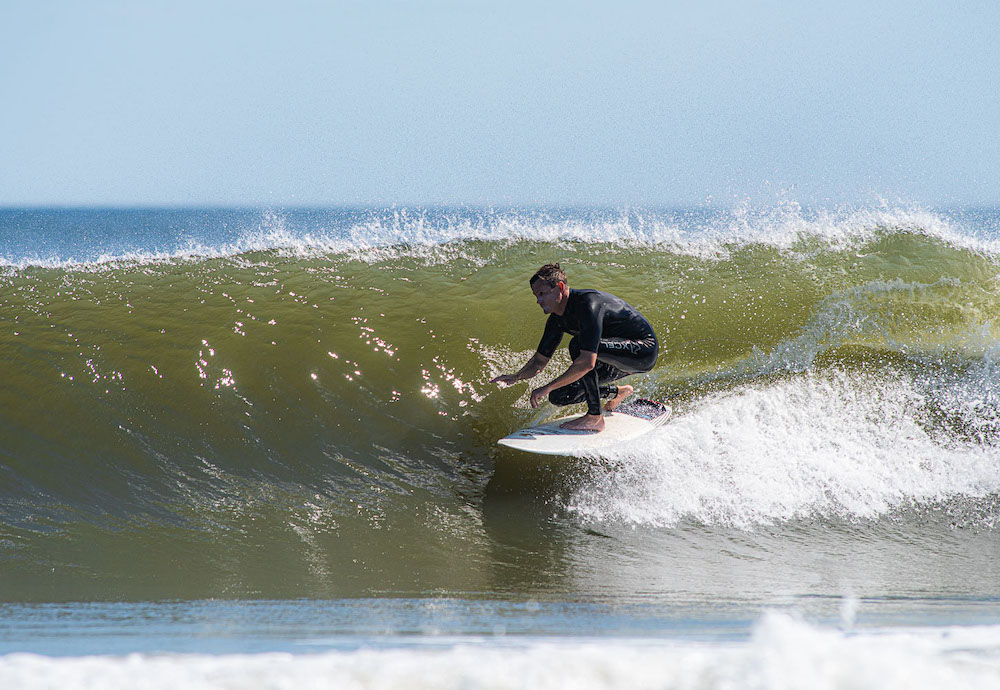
[1,206,1000,598]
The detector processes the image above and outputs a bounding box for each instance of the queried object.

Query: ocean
[2,205,1000,688]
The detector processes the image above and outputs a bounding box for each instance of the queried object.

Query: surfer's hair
[530,263,567,288]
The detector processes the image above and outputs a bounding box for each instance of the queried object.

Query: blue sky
[2,1,998,207]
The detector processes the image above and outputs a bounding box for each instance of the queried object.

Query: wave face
[2,206,1000,600]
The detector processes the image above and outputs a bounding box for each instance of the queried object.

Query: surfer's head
[529,263,567,289]
[530,263,569,315]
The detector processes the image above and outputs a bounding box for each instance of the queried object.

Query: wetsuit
[536,289,659,415]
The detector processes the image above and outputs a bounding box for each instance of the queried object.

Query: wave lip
[3,205,999,270]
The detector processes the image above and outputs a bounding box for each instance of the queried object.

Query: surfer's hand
[529,386,549,408]
[491,374,518,386]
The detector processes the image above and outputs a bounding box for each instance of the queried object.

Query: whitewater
[1,205,1000,688]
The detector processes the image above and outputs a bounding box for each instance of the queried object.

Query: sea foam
[2,614,999,690]
[568,368,1000,528]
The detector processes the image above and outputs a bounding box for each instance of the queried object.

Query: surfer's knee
[548,386,576,407]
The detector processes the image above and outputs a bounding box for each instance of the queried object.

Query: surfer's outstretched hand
[490,374,518,386]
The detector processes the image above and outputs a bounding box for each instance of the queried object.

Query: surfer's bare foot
[559,413,605,432]
[604,384,633,412]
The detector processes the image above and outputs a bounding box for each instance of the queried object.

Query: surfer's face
[531,280,563,314]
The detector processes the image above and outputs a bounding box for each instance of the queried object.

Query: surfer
[491,263,659,432]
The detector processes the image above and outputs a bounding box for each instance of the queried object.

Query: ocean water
[2,205,1000,688]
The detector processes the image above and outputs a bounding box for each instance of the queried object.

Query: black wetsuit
[536,289,659,415]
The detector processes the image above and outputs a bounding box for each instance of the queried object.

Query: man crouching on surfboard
[491,263,659,432]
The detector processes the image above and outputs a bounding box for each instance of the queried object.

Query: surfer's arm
[529,350,597,408]
[491,351,550,386]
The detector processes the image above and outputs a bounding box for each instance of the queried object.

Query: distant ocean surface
[3,205,1000,688]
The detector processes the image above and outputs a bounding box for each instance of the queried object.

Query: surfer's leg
[549,336,656,429]
[549,338,641,411]
[604,384,633,412]
[548,340,608,430]
[590,360,633,411]
[548,338,614,415]
[547,371,602,414]
[594,336,658,374]
[549,361,627,413]
[592,336,659,410]
[553,367,605,431]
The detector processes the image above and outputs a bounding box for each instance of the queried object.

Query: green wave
[1,231,999,599]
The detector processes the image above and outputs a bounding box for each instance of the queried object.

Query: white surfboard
[497,399,670,456]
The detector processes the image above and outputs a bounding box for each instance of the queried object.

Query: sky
[1,0,998,208]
